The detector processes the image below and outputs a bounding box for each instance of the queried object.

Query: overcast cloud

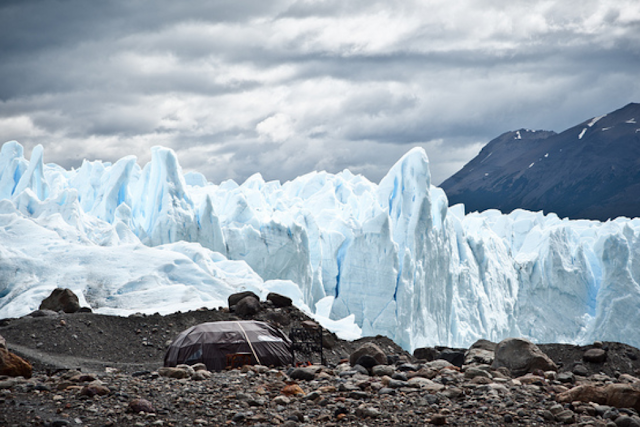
[1,0,639,185]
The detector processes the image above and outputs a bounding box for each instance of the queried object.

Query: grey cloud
[1,0,639,188]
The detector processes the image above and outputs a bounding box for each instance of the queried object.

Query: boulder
[267,292,292,308]
[583,348,607,363]
[235,296,260,317]
[0,348,32,378]
[413,347,438,361]
[490,338,557,377]
[349,342,387,367]
[0,334,5,350]
[228,291,259,308]
[464,339,497,365]
[39,288,81,313]
[438,348,465,367]
[557,384,640,412]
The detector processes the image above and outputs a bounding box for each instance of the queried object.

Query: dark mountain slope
[441,103,640,220]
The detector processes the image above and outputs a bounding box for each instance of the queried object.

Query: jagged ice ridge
[1,140,640,351]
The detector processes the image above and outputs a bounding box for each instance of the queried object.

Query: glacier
[1,140,640,351]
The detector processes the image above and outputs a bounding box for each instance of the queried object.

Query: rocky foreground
[2,292,640,426]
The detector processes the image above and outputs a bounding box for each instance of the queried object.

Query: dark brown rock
[414,347,438,361]
[0,348,32,378]
[128,398,155,413]
[235,296,260,317]
[491,338,557,376]
[39,288,81,313]
[584,348,607,363]
[557,383,640,412]
[350,342,386,367]
[228,291,259,308]
[429,413,447,425]
[267,292,292,308]
[464,339,497,365]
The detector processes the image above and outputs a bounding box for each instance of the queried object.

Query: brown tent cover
[164,320,292,371]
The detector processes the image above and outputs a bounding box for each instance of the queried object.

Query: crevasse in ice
[1,140,640,351]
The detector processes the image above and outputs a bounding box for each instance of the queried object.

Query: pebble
[3,348,640,427]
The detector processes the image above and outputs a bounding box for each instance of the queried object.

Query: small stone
[429,413,447,425]
[304,391,321,401]
[349,391,369,400]
[282,384,305,396]
[289,367,316,381]
[503,413,514,423]
[464,367,492,379]
[397,363,419,372]
[273,395,290,405]
[371,365,395,377]
[158,367,191,379]
[387,379,407,388]
[232,412,247,423]
[391,372,408,381]
[555,409,575,424]
[355,404,380,418]
[80,384,110,397]
[557,372,575,383]
[573,364,589,376]
[127,398,154,413]
[352,364,369,375]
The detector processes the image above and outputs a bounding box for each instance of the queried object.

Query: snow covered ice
[2,140,640,351]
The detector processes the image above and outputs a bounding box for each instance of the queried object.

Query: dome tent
[164,321,292,371]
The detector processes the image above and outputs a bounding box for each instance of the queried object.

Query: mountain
[2,141,640,351]
[441,103,640,220]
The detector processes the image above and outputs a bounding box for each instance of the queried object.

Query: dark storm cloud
[0,0,639,185]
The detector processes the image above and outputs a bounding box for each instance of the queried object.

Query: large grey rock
[266,292,292,308]
[413,347,438,361]
[349,342,386,367]
[583,348,607,363]
[490,338,557,377]
[464,339,497,365]
[228,291,259,308]
[39,288,81,313]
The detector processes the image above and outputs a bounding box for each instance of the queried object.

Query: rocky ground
[2,301,640,427]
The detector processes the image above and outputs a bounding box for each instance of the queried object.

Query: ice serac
[3,140,640,350]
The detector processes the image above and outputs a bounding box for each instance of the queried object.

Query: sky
[1,0,639,186]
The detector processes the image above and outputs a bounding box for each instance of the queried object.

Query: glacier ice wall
[1,140,640,350]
